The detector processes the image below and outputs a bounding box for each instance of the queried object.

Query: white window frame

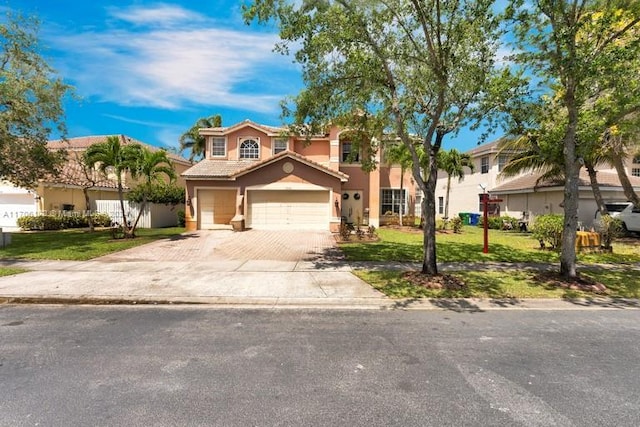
[239,137,260,160]
[497,155,508,172]
[210,137,226,158]
[632,168,640,177]
[438,196,444,215]
[481,156,490,174]
[381,188,407,215]
[273,138,288,155]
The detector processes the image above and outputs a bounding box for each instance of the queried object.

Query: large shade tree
[245,0,506,275]
[505,0,640,279]
[0,12,71,188]
[179,114,222,161]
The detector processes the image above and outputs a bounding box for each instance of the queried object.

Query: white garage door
[0,194,37,229]
[247,190,330,230]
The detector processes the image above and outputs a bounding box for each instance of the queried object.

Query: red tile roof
[182,151,349,182]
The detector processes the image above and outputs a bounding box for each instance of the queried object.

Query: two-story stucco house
[181,120,418,232]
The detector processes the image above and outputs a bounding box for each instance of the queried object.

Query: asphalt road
[1,307,639,427]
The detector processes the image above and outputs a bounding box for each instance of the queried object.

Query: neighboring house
[181,120,417,232]
[0,135,191,230]
[434,139,640,227]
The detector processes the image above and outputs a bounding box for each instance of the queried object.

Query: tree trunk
[421,146,439,276]
[612,156,640,208]
[560,85,579,279]
[117,182,131,236]
[130,197,147,238]
[83,187,94,232]
[585,161,608,216]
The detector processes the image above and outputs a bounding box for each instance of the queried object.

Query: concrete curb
[2,295,638,311]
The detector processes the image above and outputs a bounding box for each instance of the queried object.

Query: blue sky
[8,1,498,154]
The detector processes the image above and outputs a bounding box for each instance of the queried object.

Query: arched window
[240,139,259,159]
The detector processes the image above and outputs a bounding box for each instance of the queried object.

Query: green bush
[595,214,623,250]
[477,215,519,230]
[530,214,564,249]
[91,213,113,227]
[17,215,63,231]
[177,209,186,227]
[451,216,463,233]
[17,213,112,231]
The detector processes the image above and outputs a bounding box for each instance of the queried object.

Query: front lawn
[0,227,185,261]
[340,225,640,264]
[345,225,640,299]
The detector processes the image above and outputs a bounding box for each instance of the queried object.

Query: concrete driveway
[0,230,387,306]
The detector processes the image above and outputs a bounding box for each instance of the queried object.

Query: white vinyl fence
[95,200,182,228]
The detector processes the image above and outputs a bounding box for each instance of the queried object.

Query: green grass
[0,227,185,261]
[341,225,640,264]
[347,225,640,299]
[0,267,27,277]
[355,268,639,299]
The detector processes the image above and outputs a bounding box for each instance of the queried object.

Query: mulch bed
[402,271,467,290]
[532,272,609,294]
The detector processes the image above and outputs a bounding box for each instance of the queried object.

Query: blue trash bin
[469,213,481,225]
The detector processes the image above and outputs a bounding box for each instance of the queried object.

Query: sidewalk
[1,257,638,310]
[0,229,638,310]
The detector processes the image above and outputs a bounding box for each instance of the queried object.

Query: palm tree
[179,114,222,161]
[85,136,142,236]
[601,128,640,208]
[437,149,475,220]
[128,148,176,234]
[384,142,413,226]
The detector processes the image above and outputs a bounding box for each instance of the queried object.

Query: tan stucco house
[182,120,418,232]
[434,139,640,227]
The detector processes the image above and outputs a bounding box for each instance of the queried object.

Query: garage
[247,190,330,230]
[197,189,237,229]
[0,192,37,229]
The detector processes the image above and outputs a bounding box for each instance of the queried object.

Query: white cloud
[107,3,206,27]
[50,4,296,112]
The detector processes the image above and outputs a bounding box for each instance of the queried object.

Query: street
[1,307,639,426]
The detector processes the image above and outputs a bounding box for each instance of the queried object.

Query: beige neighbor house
[434,139,640,228]
[182,120,418,232]
[0,135,191,230]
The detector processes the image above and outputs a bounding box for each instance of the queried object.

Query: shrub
[91,213,112,227]
[477,215,519,230]
[451,216,463,233]
[177,209,186,227]
[595,214,623,250]
[17,215,63,231]
[17,212,112,231]
[339,223,351,241]
[530,214,564,250]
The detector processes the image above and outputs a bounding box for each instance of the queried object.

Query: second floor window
[342,141,360,163]
[633,155,640,164]
[211,137,226,157]
[273,138,288,155]
[240,139,259,159]
[481,156,489,174]
[497,155,508,172]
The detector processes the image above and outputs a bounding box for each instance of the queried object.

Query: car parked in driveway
[595,202,640,233]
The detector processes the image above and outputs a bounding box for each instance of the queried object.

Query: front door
[341,190,363,225]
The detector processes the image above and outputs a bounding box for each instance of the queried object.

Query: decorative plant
[530,214,564,250]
